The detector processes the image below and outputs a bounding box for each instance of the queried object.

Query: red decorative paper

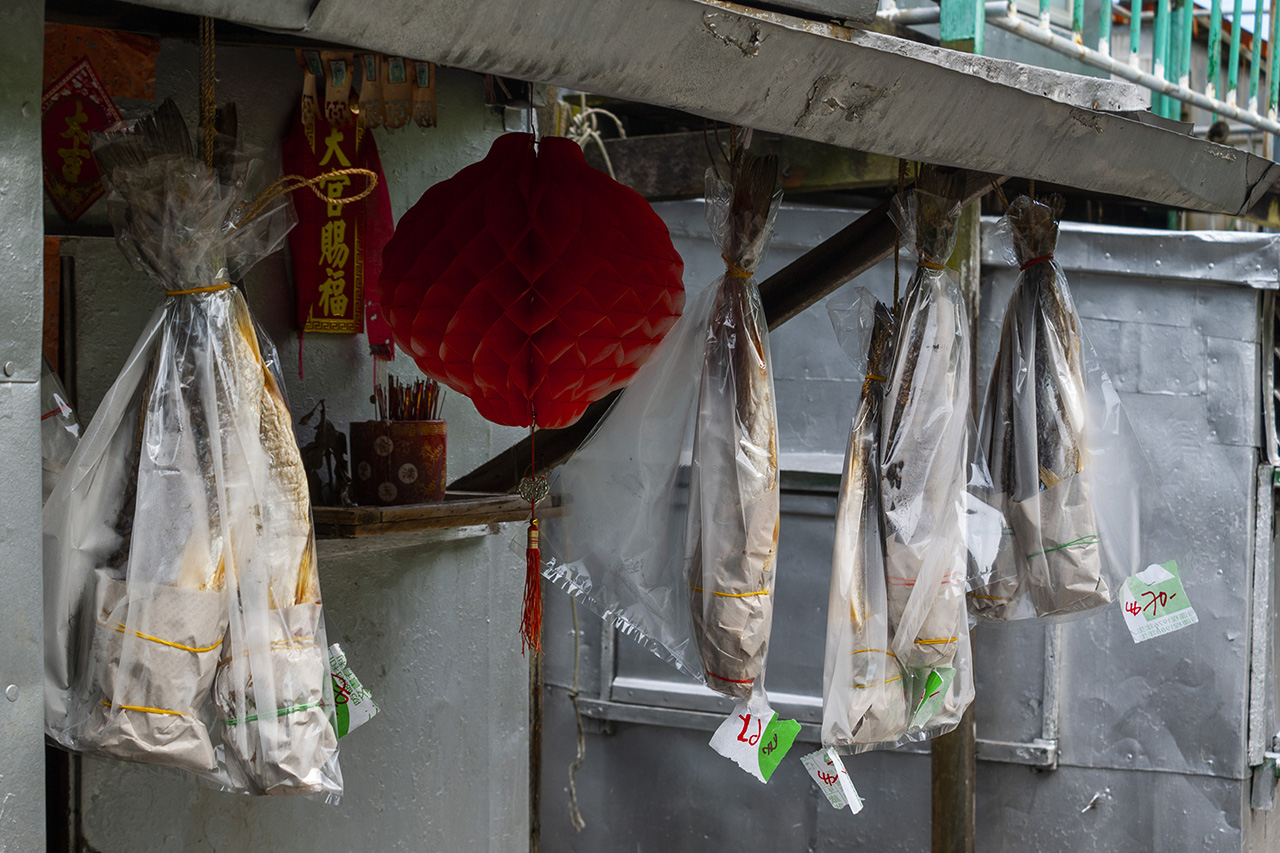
[43,24,159,100]
[282,110,394,337]
[41,58,121,222]
[379,133,686,430]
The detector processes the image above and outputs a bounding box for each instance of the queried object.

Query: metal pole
[1100,0,1113,56]
[1074,0,1086,40]
[1229,0,1245,105]
[988,10,1280,133]
[1154,0,1171,115]
[1130,0,1143,67]
[1250,0,1265,112]
[1209,0,1224,112]
[1040,0,1052,29]
[1179,0,1194,92]
[1264,0,1274,153]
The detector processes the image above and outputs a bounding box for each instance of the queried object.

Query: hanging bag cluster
[822,174,976,751]
[970,194,1151,621]
[43,100,342,797]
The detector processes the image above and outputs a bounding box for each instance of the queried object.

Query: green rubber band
[1027,534,1099,561]
[222,701,321,727]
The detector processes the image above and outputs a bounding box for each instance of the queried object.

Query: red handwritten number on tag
[1140,590,1176,616]
[817,770,840,785]
[1125,600,1142,616]
[761,732,778,756]
[736,714,762,746]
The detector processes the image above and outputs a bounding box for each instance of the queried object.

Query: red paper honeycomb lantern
[379,133,686,429]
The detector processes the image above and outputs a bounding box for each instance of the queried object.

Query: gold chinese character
[319,127,352,168]
[319,220,349,269]
[322,173,352,217]
[319,268,349,317]
[58,100,91,183]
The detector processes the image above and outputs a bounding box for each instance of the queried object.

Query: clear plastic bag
[971,195,1137,621]
[821,296,912,749]
[41,358,81,504]
[545,157,782,703]
[43,100,341,798]
[822,176,976,751]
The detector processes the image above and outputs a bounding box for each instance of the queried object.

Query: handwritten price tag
[709,698,800,783]
[801,748,863,813]
[1120,561,1198,644]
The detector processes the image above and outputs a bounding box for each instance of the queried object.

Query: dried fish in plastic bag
[880,177,971,673]
[686,154,782,699]
[43,100,341,797]
[822,296,912,749]
[972,195,1113,620]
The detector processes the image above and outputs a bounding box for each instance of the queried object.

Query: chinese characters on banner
[282,110,394,352]
[41,58,123,222]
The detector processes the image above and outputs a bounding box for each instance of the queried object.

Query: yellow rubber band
[721,255,755,279]
[689,586,771,598]
[917,261,947,271]
[165,283,232,297]
[854,675,902,689]
[917,637,959,645]
[866,374,887,382]
[850,648,899,658]
[103,700,186,717]
[112,622,223,654]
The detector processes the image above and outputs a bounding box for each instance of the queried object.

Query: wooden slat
[450,169,1007,494]
[313,492,561,538]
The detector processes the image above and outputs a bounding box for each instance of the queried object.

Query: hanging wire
[566,599,587,832]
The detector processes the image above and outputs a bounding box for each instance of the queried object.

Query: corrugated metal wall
[540,201,1280,852]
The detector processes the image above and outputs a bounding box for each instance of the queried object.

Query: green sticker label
[757,716,801,782]
[1121,560,1198,644]
[909,667,955,730]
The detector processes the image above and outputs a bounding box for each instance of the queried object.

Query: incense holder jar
[350,420,446,505]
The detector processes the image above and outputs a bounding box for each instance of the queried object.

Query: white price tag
[801,748,863,813]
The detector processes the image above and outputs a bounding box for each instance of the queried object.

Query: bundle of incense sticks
[375,376,444,421]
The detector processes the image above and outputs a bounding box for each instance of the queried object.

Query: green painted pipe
[1250,0,1264,109]
[1228,0,1244,104]
[1130,0,1143,66]
[1208,0,1223,110]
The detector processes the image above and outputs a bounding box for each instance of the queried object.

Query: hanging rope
[237,168,378,226]
[199,16,216,167]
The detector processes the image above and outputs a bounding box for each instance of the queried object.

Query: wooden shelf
[313,491,559,539]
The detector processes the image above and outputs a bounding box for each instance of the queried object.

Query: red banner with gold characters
[41,58,122,222]
[282,110,394,340]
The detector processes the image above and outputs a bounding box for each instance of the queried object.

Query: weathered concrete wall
[59,38,529,852]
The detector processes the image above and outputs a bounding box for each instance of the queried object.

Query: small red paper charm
[282,110,394,344]
[379,133,686,430]
[41,58,122,222]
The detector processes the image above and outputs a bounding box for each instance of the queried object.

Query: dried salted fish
[879,177,971,672]
[686,152,782,699]
[823,300,912,749]
[974,195,1108,620]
